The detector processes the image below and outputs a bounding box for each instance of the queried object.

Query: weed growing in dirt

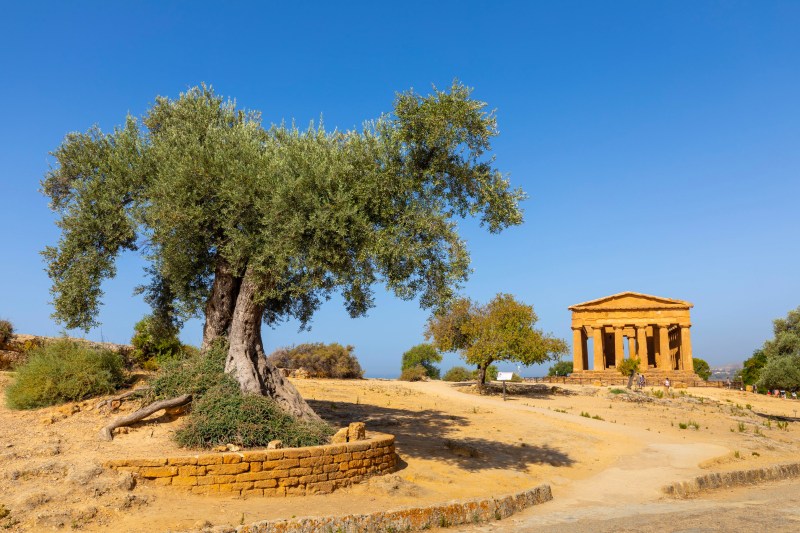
[591,414,604,421]
[580,411,590,418]
[679,420,700,430]
[738,422,747,432]
[6,339,124,409]
[650,389,664,399]
[734,450,741,458]
[554,408,567,413]
[609,388,625,394]
[777,420,789,431]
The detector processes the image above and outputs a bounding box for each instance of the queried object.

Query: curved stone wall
[106,432,396,497]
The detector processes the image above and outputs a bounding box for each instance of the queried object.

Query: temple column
[680,325,693,371]
[572,328,584,372]
[627,336,635,362]
[636,325,648,361]
[614,327,625,369]
[592,326,604,370]
[658,325,670,369]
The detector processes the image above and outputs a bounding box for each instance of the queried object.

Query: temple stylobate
[568,292,696,377]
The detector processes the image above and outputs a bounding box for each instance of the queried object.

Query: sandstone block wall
[663,462,800,498]
[106,432,396,497]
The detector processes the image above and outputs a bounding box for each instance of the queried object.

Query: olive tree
[42,82,525,419]
[425,293,567,385]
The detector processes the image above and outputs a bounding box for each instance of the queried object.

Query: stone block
[348,441,371,452]
[250,462,262,473]
[206,463,249,476]
[254,479,278,489]
[299,457,323,468]
[289,467,312,476]
[306,481,333,494]
[282,448,311,459]
[191,484,220,494]
[263,487,286,497]
[197,455,223,466]
[243,489,263,498]
[218,484,238,492]
[279,476,299,487]
[263,458,299,470]
[167,456,198,466]
[152,477,173,486]
[331,428,349,444]
[197,476,217,486]
[178,466,198,476]
[236,471,274,482]
[214,475,237,484]
[230,481,254,491]
[285,486,306,496]
[140,466,178,478]
[222,453,243,464]
[242,451,267,462]
[126,458,168,467]
[299,474,318,485]
[266,440,283,450]
[347,422,366,441]
[265,450,284,461]
[171,476,198,487]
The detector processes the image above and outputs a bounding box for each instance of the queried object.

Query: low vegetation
[5,339,125,409]
[443,366,473,382]
[267,343,364,379]
[399,365,429,382]
[0,319,13,344]
[130,314,195,370]
[150,342,332,448]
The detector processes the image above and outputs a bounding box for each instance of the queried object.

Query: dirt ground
[1,373,798,532]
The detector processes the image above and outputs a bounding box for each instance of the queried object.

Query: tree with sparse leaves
[425,293,567,385]
[42,82,525,419]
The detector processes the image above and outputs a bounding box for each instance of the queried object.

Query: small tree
[548,360,573,377]
[756,354,800,391]
[401,344,442,379]
[426,293,567,385]
[130,314,185,368]
[0,319,13,345]
[618,357,641,389]
[693,357,711,381]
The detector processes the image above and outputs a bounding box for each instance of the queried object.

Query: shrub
[0,319,13,344]
[130,315,189,370]
[509,372,523,382]
[148,340,333,448]
[548,360,573,377]
[443,366,472,382]
[5,340,125,409]
[267,343,363,379]
[401,344,442,379]
[175,378,332,448]
[756,354,800,391]
[399,365,428,382]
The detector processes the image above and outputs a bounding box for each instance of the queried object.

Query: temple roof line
[568,291,693,311]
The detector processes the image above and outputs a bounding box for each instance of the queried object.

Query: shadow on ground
[448,382,579,401]
[308,400,574,472]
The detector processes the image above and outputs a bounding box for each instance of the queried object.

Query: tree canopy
[401,344,442,379]
[42,82,525,417]
[548,360,573,377]
[741,306,800,387]
[692,357,711,381]
[425,293,567,384]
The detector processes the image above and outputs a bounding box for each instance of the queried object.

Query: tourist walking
[664,377,671,392]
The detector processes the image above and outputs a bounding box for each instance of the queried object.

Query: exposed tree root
[99,394,192,441]
[95,387,151,410]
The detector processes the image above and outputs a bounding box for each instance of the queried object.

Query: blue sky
[1,1,799,377]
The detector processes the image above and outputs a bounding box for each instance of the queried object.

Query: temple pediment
[569,292,692,311]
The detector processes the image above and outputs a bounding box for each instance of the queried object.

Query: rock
[291,367,310,379]
[213,445,227,452]
[331,428,349,444]
[348,422,366,441]
[267,440,283,449]
[225,443,240,452]
[117,472,137,491]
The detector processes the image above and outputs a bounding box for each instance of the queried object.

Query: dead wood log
[99,394,192,441]
[95,387,151,410]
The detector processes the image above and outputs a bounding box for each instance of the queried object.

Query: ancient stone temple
[568,292,699,381]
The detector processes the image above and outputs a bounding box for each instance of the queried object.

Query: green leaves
[43,82,525,333]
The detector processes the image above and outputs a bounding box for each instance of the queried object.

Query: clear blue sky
[1,1,799,377]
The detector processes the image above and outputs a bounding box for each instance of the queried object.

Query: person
[638,374,645,390]
[726,378,731,389]
[664,377,671,391]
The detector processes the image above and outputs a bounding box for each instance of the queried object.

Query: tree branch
[99,394,192,441]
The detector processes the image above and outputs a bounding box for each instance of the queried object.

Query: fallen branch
[99,394,192,441]
[95,387,151,410]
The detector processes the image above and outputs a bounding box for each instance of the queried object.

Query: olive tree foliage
[750,306,800,390]
[425,293,567,385]
[41,82,525,418]
[548,360,573,377]
[618,357,641,389]
[401,343,442,379]
[692,357,711,381]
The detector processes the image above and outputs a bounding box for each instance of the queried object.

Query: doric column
[614,327,625,369]
[636,325,647,361]
[627,336,635,362]
[680,325,693,371]
[592,326,604,370]
[572,328,584,372]
[658,325,670,369]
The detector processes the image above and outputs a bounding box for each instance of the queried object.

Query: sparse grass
[651,389,664,399]
[734,450,741,459]
[752,451,760,457]
[554,408,567,414]
[591,414,604,421]
[580,411,590,418]
[678,422,688,429]
[777,420,789,431]
[609,388,625,395]
[738,422,746,432]
[5,339,125,409]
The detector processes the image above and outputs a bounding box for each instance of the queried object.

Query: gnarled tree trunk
[225,266,320,421]
[201,259,242,351]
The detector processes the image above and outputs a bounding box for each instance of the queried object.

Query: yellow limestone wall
[105,432,396,497]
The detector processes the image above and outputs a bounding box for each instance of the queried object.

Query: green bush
[148,340,333,449]
[509,372,523,383]
[401,344,442,379]
[693,357,711,381]
[399,364,428,381]
[548,360,573,377]
[267,343,364,379]
[130,315,189,370]
[756,354,800,391]
[443,366,473,382]
[175,378,332,448]
[5,340,125,409]
[0,319,13,344]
